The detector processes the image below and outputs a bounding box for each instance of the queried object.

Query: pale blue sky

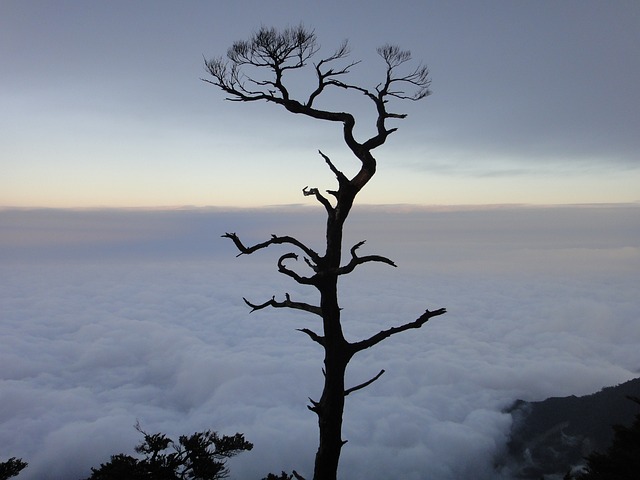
[2,0,639,207]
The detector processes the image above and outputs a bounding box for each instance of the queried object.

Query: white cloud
[1,205,638,479]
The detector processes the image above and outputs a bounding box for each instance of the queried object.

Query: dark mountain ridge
[498,376,640,479]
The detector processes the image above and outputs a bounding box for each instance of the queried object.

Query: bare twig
[297,328,325,346]
[344,369,385,396]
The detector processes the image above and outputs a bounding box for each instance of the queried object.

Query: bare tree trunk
[311,211,350,480]
[312,328,348,480]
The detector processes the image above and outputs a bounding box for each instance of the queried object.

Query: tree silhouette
[204,25,445,480]
[567,396,640,480]
[83,424,253,480]
[0,457,27,480]
[262,473,294,480]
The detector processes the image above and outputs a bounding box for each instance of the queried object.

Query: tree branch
[376,44,431,101]
[307,396,321,414]
[350,308,447,354]
[243,293,322,316]
[307,40,359,107]
[297,327,325,346]
[344,369,385,396]
[303,186,334,213]
[337,240,397,275]
[222,232,320,264]
[204,25,318,102]
[317,150,349,186]
[277,252,316,285]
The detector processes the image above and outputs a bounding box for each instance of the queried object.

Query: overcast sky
[1,205,639,479]
[2,1,639,207]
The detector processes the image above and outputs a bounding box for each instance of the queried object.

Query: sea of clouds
[1,204,639,479]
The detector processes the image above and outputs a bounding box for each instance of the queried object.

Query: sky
[2,0,639,208]
[1,204,639,479]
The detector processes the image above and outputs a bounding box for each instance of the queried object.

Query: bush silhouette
[83,424,252,480]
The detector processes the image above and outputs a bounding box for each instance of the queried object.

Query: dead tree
[203,26,446,480]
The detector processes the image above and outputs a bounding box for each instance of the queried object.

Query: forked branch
[303,186,333,213]
[302,150,351,212]
[307,40,359,108]
[277,252,316,285]
[337,240,397,275]
[376,44,431,101]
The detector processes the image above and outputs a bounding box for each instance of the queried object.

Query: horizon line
[1,201,639,213]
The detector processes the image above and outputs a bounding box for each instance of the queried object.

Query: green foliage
[0,457,27,480]
[83,424,253,480]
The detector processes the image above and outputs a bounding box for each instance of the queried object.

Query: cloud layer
[1,205,639,479]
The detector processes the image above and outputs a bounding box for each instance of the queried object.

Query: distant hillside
[498,377,640,479]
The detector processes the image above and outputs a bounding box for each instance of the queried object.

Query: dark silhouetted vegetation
[262,472,294,480]
[502,377,640,479]
[0,458,27,480]
[82,423,252,480]
[565,396,640,480]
